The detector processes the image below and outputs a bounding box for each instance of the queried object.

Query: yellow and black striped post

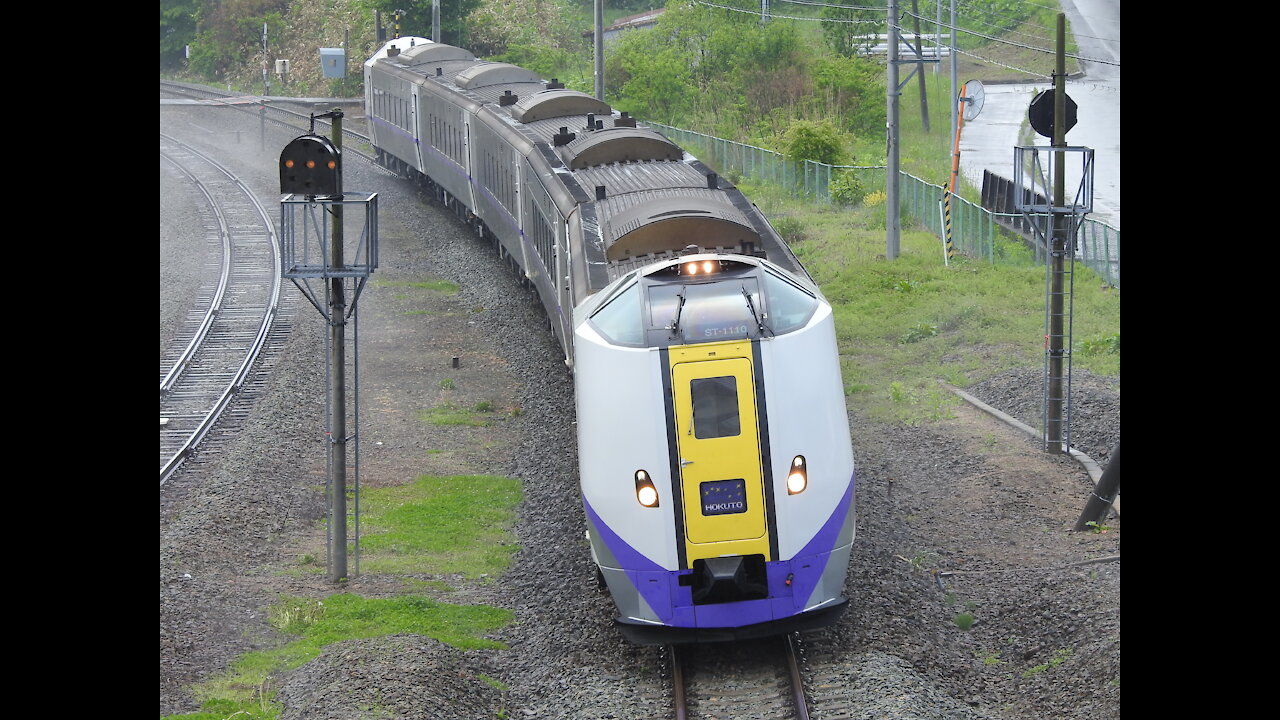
[943,85,968,265]
[942,190,955,263]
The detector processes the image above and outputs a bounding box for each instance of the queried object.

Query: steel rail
[159,132,282,485]
[784,633,811,720]
[159,149,232,396]
[671,644,688,720]
[668,634,811,720]
[159,81,378,155]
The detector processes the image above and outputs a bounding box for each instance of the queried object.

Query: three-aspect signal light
[279,134,342,196]
[635,470,659,507]
[787,455,808,495]
[682,259,719,277]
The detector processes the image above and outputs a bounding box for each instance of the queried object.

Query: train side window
[690,376,740,439]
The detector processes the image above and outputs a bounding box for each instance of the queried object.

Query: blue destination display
[700,479,747,515]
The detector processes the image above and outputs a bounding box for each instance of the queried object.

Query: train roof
[512,90,611,123]
[364,36,435,68]
[364,41,811,282]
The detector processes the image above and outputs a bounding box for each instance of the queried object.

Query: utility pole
[262,22,270,97]
[885,0,900,259]
[910,0,928,132]
[326,110,349,582]
[594,0,604,100]
[1045,15,1067,454]
[433,0,441,43]
[1074,442,1120,531]
[949,0,957,165]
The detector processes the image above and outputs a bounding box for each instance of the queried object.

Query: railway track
[159,80,387,169]
[159,132,282,484]
[669,634,812,720]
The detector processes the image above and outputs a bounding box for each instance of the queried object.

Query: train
[363,37,856,643]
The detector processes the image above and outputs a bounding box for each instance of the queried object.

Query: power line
[691,1,1118,68]
[773,0,889,10]
[693,0,886,23]
[952,0,1119,46]
[898,10,1120,67]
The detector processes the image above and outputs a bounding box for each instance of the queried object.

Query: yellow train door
[669,343,772,565]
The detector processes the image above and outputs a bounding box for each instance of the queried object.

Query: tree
[185,0,287,80]
[811,54,885,137]
[362,0,484,48]
[160,0,200,69]
[820,2,884,57]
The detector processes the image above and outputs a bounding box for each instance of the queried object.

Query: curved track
[159,132,281,484]
[159,80,387,170]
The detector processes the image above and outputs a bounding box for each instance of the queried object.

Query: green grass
[165,474,522,720]
[419,402,498,427]
[357,474,522,577]
[760,193,1119,424]
[375,277,460,294]
[743,68,1120,424]
[1022,648,1073,678]
[166,594,512,720]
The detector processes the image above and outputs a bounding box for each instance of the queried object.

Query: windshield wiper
[668,288,687,338]
[742,285,771,336]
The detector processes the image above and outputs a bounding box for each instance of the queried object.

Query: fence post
[987,208,994,262]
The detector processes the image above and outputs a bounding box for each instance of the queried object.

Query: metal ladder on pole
[1014,146,1094,452]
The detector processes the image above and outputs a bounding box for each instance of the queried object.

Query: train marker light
[787,455,808,494]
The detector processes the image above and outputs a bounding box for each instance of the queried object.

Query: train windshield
[587,261,820,348]
[648,280,763,344]
[759,267,820,334]
[588,279,644,346]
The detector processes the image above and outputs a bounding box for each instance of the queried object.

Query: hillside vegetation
[160,0,1115,415]
[161,0,1068,165]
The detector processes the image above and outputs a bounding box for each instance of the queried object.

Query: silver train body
[365,39,856,643]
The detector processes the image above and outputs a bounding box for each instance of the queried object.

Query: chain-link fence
[646,120,1119,288]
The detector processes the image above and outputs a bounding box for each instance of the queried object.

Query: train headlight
[787,455,808,495]
[702,260,715,274]
[635,470,659,507]
[684,262,699,276]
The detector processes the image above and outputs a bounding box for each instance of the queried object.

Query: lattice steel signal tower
[1014,15,1094,455]
[279,110,379,582]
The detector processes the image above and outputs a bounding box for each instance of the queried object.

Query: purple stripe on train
[584,473,855,628]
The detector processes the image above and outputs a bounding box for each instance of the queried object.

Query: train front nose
[688,554,768,604]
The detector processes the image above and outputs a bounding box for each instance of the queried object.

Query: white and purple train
[365,38,856,643]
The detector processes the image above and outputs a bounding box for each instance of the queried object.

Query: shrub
[782,119,849,165]
[830,171,867,207]
[771,216,806,244]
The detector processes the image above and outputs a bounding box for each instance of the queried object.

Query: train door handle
[680,458,694,467]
